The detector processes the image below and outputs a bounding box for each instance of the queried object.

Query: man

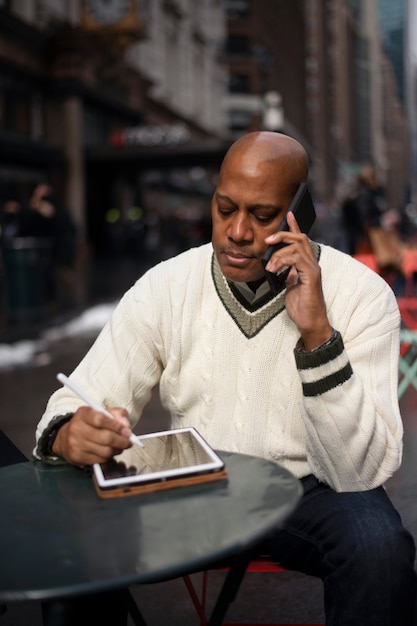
[35,132,416,625]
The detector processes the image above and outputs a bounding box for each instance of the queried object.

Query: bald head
[220,132,309,190]
[211,132,310,285]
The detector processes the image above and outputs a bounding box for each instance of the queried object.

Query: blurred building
[378,0,405,103]
[405,0,417,206]
[0,0,411,284]
[0,0,229,270]
[223,0,409,208]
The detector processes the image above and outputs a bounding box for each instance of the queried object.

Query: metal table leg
[207,555,252,626]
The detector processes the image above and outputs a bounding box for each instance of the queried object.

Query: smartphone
[261,182,316,293]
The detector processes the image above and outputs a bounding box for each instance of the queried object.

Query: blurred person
[23,183,57,237]
[35,132,416,626]
[341,165,384,255]
[22,182,78,310]
[19,182,58,306]
[342,166,403,284]
[311,195,348,252]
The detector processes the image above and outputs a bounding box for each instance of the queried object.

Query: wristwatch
[296,328,338,353]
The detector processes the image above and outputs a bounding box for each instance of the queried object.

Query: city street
[0,265,416,624]
[0,1,415,622]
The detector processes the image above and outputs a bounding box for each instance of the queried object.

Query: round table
[0,451,301,624]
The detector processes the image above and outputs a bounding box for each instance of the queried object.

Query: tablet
[93,427,226,491]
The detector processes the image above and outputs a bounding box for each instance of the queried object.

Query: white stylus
[56,372,144,447]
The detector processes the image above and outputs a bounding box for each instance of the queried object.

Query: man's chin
[214,250,265,284]
[221,266,265,285]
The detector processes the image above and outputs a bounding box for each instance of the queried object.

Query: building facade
[0,0,229,285]
[223,0,409,207]
[0,0,411,304]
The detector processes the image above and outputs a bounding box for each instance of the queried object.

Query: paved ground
[0,254,416,625]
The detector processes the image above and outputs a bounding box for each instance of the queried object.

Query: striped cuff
[294,330,353,397]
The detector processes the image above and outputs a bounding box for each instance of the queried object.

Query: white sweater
[35,242,403,492]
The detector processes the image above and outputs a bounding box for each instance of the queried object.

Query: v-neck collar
[210,242,321,338]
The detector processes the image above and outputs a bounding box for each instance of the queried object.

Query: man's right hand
[52,406,133,466]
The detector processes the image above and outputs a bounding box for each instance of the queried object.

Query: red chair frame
[183,556,324,626]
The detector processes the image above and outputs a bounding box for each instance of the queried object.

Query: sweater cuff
[294,330,353,397]
[35,413,73,465]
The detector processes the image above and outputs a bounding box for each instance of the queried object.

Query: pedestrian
[341,165,384,255]
[22,182,57,238]
[342,165,403,286]
[35,132,416,625]
[19,182,58,306]
[21,182,78,311]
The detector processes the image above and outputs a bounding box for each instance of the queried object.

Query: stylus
[56,372,144,447]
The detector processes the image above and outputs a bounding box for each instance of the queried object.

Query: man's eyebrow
[215,192,279,211]
[215,192,235,204]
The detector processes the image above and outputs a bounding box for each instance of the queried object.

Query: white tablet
[93,427,225,491]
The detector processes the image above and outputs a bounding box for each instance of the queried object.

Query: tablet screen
[93,427,225,490]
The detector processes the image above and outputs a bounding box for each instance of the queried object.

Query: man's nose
[228,214,253,241]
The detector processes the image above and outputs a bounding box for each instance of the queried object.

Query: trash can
[2,237,52,322]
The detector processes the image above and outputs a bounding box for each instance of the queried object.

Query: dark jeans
[265,475,417,626]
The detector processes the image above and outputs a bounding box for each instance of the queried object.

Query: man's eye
[256,215,274,224]
[218,206,234,216]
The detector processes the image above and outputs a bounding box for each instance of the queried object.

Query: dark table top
[0,451,301,602]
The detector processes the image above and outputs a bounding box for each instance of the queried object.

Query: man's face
[211,157,295,284]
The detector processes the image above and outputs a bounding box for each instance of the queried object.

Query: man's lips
[222,249,256,266]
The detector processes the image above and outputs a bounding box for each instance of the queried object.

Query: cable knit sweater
[35,242,403,492]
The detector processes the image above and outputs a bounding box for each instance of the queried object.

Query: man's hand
[52,406,133,466]
[264,211,333,350]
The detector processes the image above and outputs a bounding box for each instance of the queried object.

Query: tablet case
[93,468,228,499]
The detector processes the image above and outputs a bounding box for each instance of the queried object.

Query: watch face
[85,0,131,25]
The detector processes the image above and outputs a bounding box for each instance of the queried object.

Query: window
[226,35,250,56]
[229,73,250,93]
[224,0,249,19]
[229,109,251,131]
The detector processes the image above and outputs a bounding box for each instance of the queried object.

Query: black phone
[261,182,316,293]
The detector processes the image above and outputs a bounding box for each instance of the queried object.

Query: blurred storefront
[0,1,231,312]
[85,126,228,260]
